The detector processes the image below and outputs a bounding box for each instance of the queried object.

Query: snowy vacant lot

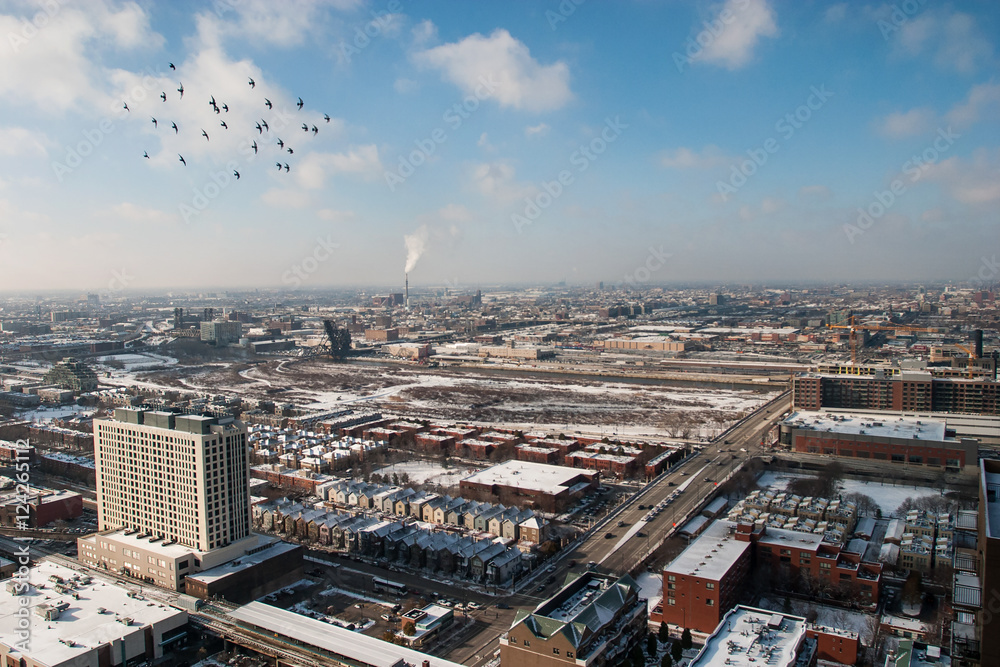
[756,472,939,516]
[374,461,480,488]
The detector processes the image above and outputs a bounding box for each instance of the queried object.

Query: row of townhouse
[248,423,386,472]
[252,499,525,584]
[884,510,956,572]
[316,480,551,544]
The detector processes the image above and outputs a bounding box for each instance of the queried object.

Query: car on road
[546,575,556,584]
[568,560,577,567]
[497,602,511,609]
[604,532,615,539]
[636,532,647,538]
[380,613,395,622]
[667,481,676,486]
[536,585,546,593]
[617,520,625,527]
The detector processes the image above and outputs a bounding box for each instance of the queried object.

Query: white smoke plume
[404,224,429,274]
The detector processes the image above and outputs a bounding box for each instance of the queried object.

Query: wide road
[447,391,792,667]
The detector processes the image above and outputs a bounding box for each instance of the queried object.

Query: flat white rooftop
[690,605,807,667]
[461,460,595,493]
[185,541,300,585]
[784,411,949,442]
[0,561,185,665]
[663,520,749,581]
[228,601,462,667]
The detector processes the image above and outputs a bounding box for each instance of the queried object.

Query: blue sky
[0,0,997,292]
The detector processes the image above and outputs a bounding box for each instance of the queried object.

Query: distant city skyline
[0,1,997,291]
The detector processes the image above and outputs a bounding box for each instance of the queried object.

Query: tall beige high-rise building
[94,408,250,551]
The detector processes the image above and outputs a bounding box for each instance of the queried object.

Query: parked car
[604,532,615,539]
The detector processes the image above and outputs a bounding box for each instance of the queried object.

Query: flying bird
[209,95,215,107]
[301,123,308,132]
[311,125,318,135]
[296,97,303,110]
[177,83,184,98]
[123,102,129,112]
[220,120,228,129]
[248,77,255,88]
[143,151,149,159]
[171,122,178,134]
[287,147,293,154]
[169,62,175,70]
[151,117,157,128]
[276,138,284,148]
[324,114,330,123]
[201,129,209,141]
[264,98,272,109]
[160,92,166,102]
[261,120,269,132]
[275,162,282,170]
[255,122,262,134]
[251,141,258,154]
[234,170,240,180]
[284,163,290,172]
[213,104,220,115]
[178,154,186,166]
[222,104,228,113]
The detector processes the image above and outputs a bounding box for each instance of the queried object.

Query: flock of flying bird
[125,62,332,179]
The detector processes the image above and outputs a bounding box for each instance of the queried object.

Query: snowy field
[374,461,481,488]
[20,405,94,422]
[756,472,939,516]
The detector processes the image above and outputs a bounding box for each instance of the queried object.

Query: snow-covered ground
[96,352,178,371]
[755,472,939,516]
[758,597,875,642]
[19,405,94,422]
[375,461,481,488]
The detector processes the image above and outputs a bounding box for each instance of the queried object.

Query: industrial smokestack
[974,329,983,359]
[405,273,409,309]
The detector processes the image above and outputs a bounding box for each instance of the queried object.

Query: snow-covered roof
[461,460,595,493]
[784,410,949,442]
[689,606,808,667]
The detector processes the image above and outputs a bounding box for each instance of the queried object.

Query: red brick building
[792,371,999,415]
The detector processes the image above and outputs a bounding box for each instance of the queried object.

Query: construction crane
[953,343,978,378]
[827,315,938,365]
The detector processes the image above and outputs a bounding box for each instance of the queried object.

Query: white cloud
[414,29,572,112]
[921,150,1000,205]
[411,19,437,47]
[760,197,785,214]
[946,82,1000,128]
[471,161,535,204]
[0,1,163,112]
[105,202,173,225]
[295,145,382,189]
[394,77,418,94]
[209,0,360,48]
[798,185,831,200]
[659,146,734,169]
[0,127,49,157]
[824,4,847,24]
[261,188,312,209]
[876,108,935,138]
[317,208,356,223]
[524,123,549,137]
[893,9,993,74]
[692,0,778,70]
[477,132,495,152]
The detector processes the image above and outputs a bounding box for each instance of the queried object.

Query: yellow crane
[953,343,978,378]
[827,315,938,365]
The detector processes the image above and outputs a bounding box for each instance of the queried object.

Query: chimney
[405,273,410,309]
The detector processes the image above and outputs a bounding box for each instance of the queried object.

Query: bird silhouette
[143,151,149,159]
[284,163,290,172]
[201,129,209,141]
[324,114,331,123]
[311,125,318,135]
[301,123,308,132]
[287,147,293,154]
[220,121,228,129]
[277,138,284,148]
[261,120,269,132]
[178,154,186,166]
[264,98,272,109]
[177,83,184,98]
[297,97,304,110]
[169,62,175,70]
[234,170,240,180]
[151,118,159,129]
[255,122,262,134]
[209,95,216,107]
[222,104,228,113]
[251,141,258,154]
[213,104,220,115]
[171,122,178,134]
[160,92,166,102]
[123,102,130,112]
[275,162,282,171]
[248,77,255,89]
